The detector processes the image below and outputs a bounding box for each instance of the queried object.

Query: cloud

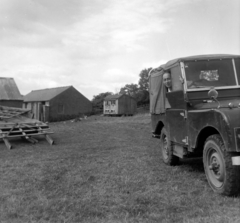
[141,60,168,70]
[63,0,203,61]
[2,0,233,101]
[0,0,94,49]
[102,68,137,83]
[63,0,172,56]
[76,67,139,98]
[0,0,192,53]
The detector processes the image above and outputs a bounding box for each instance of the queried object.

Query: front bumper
[232,156,240,165]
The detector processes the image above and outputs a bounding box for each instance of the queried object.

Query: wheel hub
[162,136,169,159]
[164,142,168,155]
[208,152,224,182]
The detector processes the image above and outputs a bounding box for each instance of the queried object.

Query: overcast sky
[0,0,239,100]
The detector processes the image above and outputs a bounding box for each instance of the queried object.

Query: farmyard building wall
[48,87,92,121]
[0,100,23,108]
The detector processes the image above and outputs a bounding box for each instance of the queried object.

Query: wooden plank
[0,123,49,129]
[0,109,29,119]
[45,135,54,145]
[0,122,48,126]
[29,137,38,143]
[25,137,36,144]
[0,129,6,140]
[0,132,54,138]
[6,124,18,137]
[19,127,35,144]
[36,122,54,145]
[4,129,51,134]
[0,126,49,130]
[2,138,12,150]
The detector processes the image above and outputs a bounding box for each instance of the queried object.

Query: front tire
[160,127,179,165]
[203,134,240,196]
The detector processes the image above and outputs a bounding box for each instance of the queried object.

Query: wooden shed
[103,94,137,116]
[0,77,23,108]
[23,86,92,122]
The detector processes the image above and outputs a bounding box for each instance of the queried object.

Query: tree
[91,67,152,112]
[92,92,113,113]
[119,84,139,98]
[138,68,152,91]
[137,68,152,106]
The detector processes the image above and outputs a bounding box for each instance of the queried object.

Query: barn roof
[0,77,23,100]
[24,86,72,102]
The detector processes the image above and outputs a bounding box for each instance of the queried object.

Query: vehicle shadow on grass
[178,157,208,185]
[179,157,204,173]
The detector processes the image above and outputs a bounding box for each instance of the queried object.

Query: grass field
[0,113,240,223]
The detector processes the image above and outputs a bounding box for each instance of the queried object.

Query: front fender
[188,109,235,152]
[221,108,240,152]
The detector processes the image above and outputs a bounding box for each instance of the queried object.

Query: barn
[103,94,137,116]
[0,77,23,108]
[23,86,92,122]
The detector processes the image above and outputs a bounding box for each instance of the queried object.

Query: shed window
[58,104,64,114]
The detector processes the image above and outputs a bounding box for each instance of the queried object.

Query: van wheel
[160,127,179,165]
[203,134,240,195]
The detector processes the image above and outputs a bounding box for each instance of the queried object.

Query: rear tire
[160,127,179,165]
[203,134,240,196]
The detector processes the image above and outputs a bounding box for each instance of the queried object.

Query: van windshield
[184,59,236,89]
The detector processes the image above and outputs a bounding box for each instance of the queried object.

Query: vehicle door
[165,65,189,146]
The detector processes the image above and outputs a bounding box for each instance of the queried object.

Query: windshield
[235,58,240,82]
[184,59,236,89]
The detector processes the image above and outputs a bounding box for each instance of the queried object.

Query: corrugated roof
[24,86,71,102]
[0,77,23,100]
[104,94,123,100]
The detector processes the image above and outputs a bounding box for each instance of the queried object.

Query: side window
[111,100,116,105]
[58,104,64,114]
[170,65,183,91]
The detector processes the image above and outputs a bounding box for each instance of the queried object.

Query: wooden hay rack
[0,106,54,149]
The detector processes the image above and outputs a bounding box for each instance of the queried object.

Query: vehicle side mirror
[208,88,220,108]
[208,88,218,99]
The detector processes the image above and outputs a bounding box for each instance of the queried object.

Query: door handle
[180,111,187,119]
